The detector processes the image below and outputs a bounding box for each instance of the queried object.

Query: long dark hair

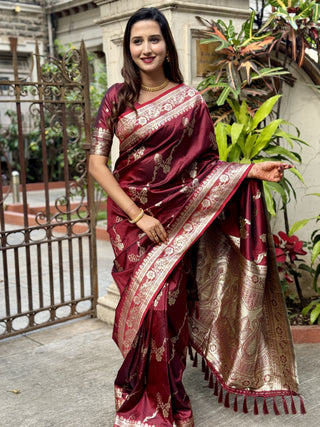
[110,7,184,127]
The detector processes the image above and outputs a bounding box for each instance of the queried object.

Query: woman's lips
[141,57,155,63]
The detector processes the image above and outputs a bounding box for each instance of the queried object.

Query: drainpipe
[12,171,20,204]
[47,13,54,56]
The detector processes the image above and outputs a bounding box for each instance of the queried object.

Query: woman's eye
[133,39,142,45]
[150,38,160,43]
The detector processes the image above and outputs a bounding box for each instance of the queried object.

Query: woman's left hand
[247,161,292,182]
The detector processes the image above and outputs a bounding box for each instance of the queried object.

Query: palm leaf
[249,95,281,131]
[287,167,305,184]
[243,133,258,158]
[230,123,244,145]
[268,0,288,8]
[313,264,320,292]
[263,181,276,216]
[217,86,232,106]
[228,144,242,162]
[263,145,300,162]
[274,128,309,146]
[312,240,320,265]
[250,119,283,158]
[215,122,229,161]
[289,218,315,235]
[267,181,288,204]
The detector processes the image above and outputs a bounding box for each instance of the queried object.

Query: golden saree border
[117,85,202,154]
[189,211,299,397]
[114,415,156,427]
[115,162,251,357]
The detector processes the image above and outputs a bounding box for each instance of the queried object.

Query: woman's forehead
[130,20,162,38]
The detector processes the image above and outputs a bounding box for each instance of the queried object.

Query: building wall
[96,0,250,87]
[0,1,47,56]
[270,61,320,241]
[48,1,102,52]
[0,1,48,129]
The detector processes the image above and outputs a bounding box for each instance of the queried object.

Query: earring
[166,54,170,63]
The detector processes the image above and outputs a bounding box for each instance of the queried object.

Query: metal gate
[0,38,97,339]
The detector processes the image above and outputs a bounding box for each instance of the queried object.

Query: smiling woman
[88,7,303,427]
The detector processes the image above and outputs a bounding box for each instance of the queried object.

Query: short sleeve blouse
[90,83,122,159]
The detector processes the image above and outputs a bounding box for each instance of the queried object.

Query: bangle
[128,208,144,224]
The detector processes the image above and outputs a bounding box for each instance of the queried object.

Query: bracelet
[128,208,144,224]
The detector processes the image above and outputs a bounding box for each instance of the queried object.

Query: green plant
[196,11,290,116]
[0,110,20,174]
[215,94,306,215]
[289,193,320,323]
[273,230,307,304]
[267,0,320,65]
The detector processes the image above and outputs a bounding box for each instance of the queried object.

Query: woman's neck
[140,71,167,88]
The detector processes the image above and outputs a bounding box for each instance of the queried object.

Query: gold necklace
[141,79,169,92]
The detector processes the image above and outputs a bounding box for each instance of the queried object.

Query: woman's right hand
[136,214,168,245]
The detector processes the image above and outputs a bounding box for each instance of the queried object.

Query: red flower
[284,272,294,283]
[277,231,307,262]
[273,231,307,264]
[274,247,286,263]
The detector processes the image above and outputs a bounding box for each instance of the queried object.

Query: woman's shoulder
[176,83,205,107]
[104,82,124,99]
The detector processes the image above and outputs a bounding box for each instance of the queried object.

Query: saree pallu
[91,84,302,426]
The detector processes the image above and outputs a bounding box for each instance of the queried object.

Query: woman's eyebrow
[131,34,162,39]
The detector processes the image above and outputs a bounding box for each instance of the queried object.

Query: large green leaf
[313,3,320,21]
[289,215,320,236]
[313,263,320,293]
[263,181,276,216]
[217,86,232,106]
[263,145,300,162]
[215,122,229,161]
[227,98,241,120]
[289,218,313,236]
[312,240,320,264]
[239,100,249,129]
[287,167,305,184]
[243,133,258,158]
[230,123,244,145]
[274,128,309,146]
[310,303,320,325]
[249,95,281,131]
[268,0,288,7]
[250,119,283,158]
[228,144,242,162]
[266,181,288,204]
[302,300,318,316]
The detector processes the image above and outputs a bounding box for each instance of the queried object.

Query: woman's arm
[89,154,168,244]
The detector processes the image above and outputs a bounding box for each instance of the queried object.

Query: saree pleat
[114,262,194,426]
[90,83,301,426]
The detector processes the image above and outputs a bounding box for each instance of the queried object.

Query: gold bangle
[128,208,144,224]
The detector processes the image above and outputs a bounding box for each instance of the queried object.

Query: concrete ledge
[96,282,120,325]
[291,325,320,343]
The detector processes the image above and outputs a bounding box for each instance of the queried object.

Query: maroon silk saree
[91,84,301,426]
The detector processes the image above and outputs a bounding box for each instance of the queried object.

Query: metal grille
[0,38,97,339]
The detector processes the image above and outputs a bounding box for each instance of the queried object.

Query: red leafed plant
[273,231,307,305]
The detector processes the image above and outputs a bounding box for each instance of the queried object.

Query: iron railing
[0,38,97,339]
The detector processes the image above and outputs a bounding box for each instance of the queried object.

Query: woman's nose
[142,42,152,55]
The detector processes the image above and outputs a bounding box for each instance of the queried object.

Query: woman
[89,7,302,427]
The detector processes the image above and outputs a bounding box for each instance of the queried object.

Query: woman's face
[129,20,167,78]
